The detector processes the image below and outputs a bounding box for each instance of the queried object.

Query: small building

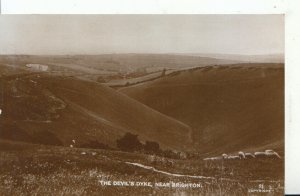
[25,64,49,71]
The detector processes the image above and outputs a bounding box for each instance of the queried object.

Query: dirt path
[124,161,282,184]
[125,161,214,180]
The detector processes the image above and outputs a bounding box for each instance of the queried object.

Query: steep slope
[0,68,192,150]
[120,64,284,154]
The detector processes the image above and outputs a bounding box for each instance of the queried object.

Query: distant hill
[0,54,242,74]
[0,64,192,150]
[0,58,284,154]
[120,63,284,154]
[173,53,284,64]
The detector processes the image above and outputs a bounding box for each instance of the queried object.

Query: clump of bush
[116,132,161,153]
[144,141,160,153]
[116,132,143,152]
[116,132,188,159]
[117,132,161,154]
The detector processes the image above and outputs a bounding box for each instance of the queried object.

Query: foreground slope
[0,139,284,195]
[0,66,192,150]
[120,64,284,154]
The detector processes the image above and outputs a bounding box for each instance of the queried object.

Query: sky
[0,15,284,55]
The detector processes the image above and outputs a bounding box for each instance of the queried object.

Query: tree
[144,141,160,153]
[116,132,143,152]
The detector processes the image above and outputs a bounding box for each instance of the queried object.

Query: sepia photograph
[0,15,284,195]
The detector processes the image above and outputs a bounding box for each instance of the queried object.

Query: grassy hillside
[0,65,192,150]
[0,139,284,195]
[120,64,284,154]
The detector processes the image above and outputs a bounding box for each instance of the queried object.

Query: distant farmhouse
[25,64,49,71]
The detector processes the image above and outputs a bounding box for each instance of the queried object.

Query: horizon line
[0,52,285,56]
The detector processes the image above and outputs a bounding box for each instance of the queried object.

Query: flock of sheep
[204,149,281,161]
[68,138,281,163]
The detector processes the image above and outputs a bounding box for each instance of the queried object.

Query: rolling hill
[120,63,284,154]
[0,54,241,74]
[0,64,192,150]
[173,53,284,64]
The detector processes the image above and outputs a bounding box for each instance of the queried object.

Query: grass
[0,140,283,195]
[120,64,284,154]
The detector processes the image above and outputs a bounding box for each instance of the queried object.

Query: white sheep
[254,151,266,158]
[70,144,73,148]
[254,150,281,159]
[245,152,255,159]
[204,156,223,161]
[265,149,281,159]
[72,139,76,144]
[222,153,228,159]
[214,156,224,160]
[238,151,246,159]
[81,152,86,155]
[227,155,240,160]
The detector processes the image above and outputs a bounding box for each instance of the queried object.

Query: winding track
[125,161,214,180]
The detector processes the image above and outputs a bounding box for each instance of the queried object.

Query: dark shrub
[116,132,143,152]
[144,141,160,153]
